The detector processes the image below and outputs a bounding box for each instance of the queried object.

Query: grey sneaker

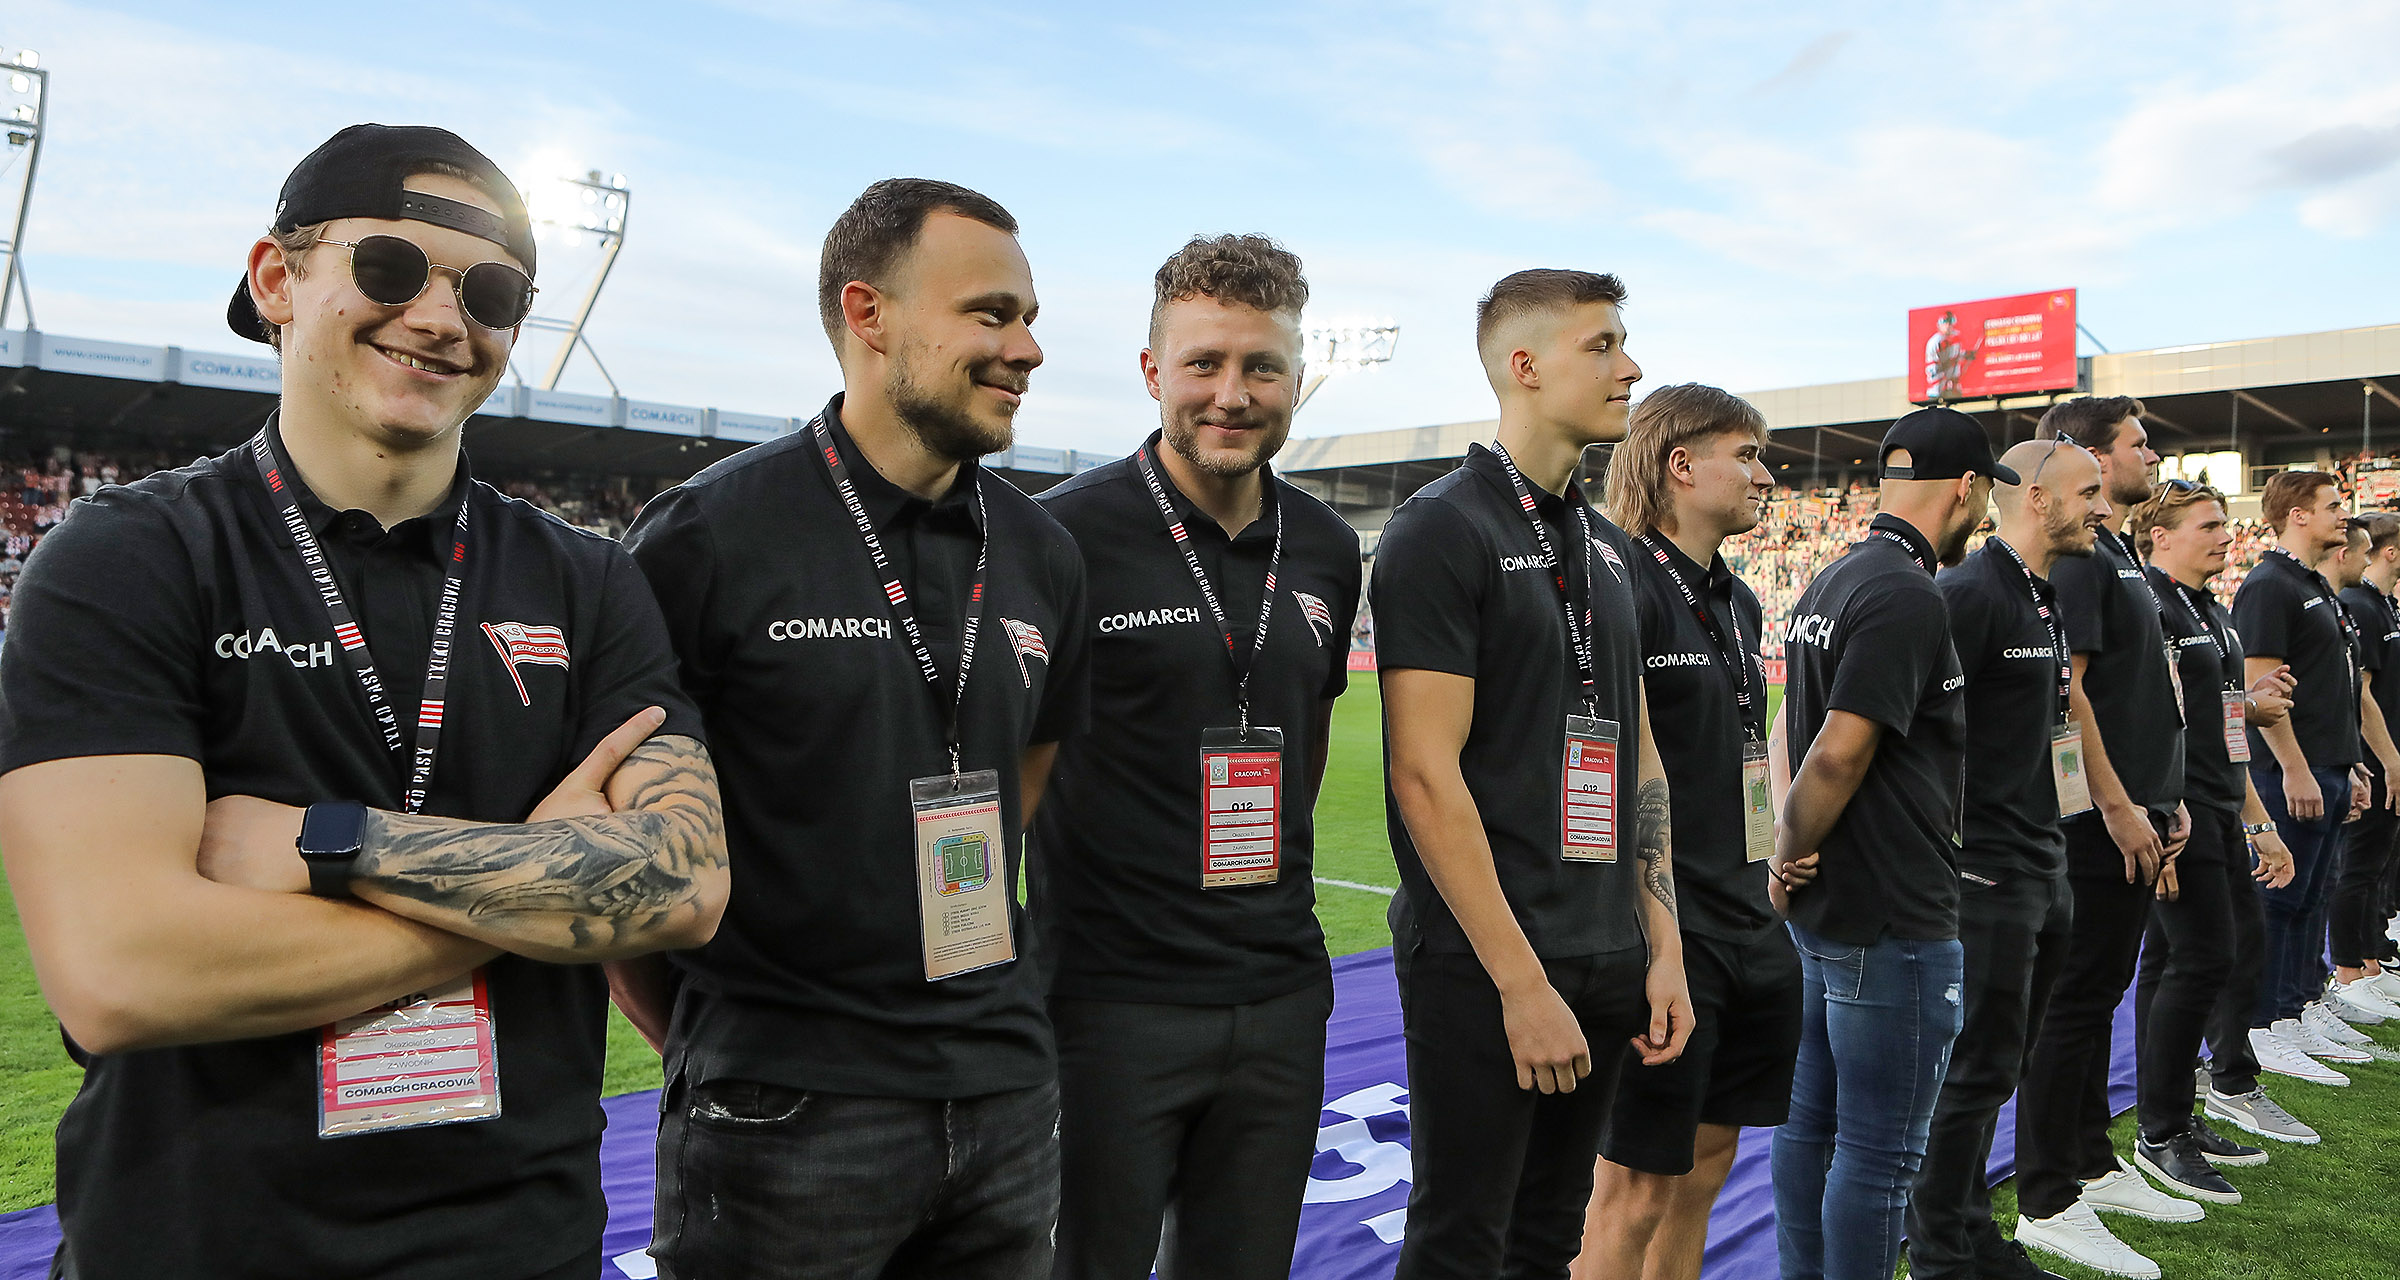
[2204,1087,2321,1144]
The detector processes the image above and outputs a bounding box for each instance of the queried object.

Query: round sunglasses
[315,234,536,331]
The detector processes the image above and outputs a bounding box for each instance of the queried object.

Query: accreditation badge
[2223,690,2251,763]
[1741,739,1776,863]
[1200,726,1283,888]
[1562,716,1619,862]
[911,769,1014,981]
[317,969,500,1138]
[2052,722,2094,817]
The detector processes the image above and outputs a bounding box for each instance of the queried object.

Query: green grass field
[5,681,2400,1279]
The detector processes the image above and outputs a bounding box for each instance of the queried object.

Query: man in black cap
[0,124,726,1280]
[1906,437,2107,1280]
[623,179,1088,1280]
[1032,234,1360,1280]
[2012,396,2200,1279]
[1770,405,1995,1280]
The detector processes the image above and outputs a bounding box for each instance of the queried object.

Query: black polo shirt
[2341,584,2400,734]
[1031,434,1360,1005]
[1371,444,1646,959]
[1937,539,2068,883]
[2233,547,2361,769]
[2051,526,2186,814]
[1779,513,1964,945]
[626,394,1090,1100]
[2155,567,2249,818]
[1627,533,1775,944]
[0,419,702,1280]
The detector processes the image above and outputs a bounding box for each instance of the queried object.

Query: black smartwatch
[297,801,369,898]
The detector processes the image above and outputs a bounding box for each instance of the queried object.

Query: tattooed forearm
[351,735,727,961]
[1634,776,1676,925]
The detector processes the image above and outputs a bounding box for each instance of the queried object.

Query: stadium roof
[0,327,1115,488]
[1276,320,2400,536]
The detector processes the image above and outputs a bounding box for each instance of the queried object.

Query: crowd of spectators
[0,447,673,643]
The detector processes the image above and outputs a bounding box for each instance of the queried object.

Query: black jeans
[2014,811,2159,1221]
[1906,871,2072,1280]
[2133,808,2245,1137]
[2333,764,2399,969]
[1050,981,1334,1280]
[652,1077,1060,1280]
[1394,946,1647,1280]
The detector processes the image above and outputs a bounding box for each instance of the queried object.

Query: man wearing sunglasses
[2012,396,2202,1274]
[0,124,727,1280]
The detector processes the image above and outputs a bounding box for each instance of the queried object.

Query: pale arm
[2248,654,2323,820]
[0,754,497,1055]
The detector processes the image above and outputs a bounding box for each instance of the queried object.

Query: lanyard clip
[1238,698,1251,736]
[949,745,962,784]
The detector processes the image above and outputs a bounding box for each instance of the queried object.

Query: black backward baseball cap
[1879,406,2020,485]
[229,124,538,343]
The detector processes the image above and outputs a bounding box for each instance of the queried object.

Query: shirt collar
[1867,512,1937,571]
[1645,529,1735,602]
[2263,542,2333,592]
[1981,535,2055,599]
[1137,429,1277,545]
[260,413,471,564]
[1464,442,1591,522]
[818,393,986,534]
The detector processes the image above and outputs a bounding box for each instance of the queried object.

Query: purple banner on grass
[0,946,2141,1280]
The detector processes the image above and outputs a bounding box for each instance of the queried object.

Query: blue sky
[7,0,2400,456]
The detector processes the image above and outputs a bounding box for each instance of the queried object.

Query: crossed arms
[0,709,726,1055]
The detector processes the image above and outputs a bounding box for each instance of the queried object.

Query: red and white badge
[1562,716,1618,862]
[1201,726,1284,888]
[2223,690,2251,764]
[318,970,500,1138]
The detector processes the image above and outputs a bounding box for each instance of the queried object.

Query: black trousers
[1394,946,1648,1280]
[2333,765,2400,970]
[2014,812,2158,1221]
[2133,808,2249,1136]
[1906,870,2073,1280]
[1050,981,1334,1280]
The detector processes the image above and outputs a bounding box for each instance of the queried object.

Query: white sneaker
[2304,999,2374,1046]
[2387,912,2400,945]
[2331,978,2400,1021]
[2015,1201,2161,1278]
[2364,969,2400,1003]
[2081,1162,2206,1223]
[2278,1014,2373,1064]
[2250,1026,2351,1086]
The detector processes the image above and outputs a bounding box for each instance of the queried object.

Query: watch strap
[298,800,367,898]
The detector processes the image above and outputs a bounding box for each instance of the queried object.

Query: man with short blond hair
[1033,234,1360,1280]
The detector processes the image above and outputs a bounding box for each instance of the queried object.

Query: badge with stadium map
[910,769,1013,980]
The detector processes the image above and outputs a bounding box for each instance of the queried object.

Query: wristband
[297,801,368,898]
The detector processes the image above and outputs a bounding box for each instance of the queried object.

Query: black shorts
[1599,927,1802,1176]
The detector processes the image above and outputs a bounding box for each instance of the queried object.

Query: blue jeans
[2251,762,2352,1026]
[651,1076,1060,1280]
[1774,924,1965,1280]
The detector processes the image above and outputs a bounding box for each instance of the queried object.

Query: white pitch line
[1314,875,1397,897]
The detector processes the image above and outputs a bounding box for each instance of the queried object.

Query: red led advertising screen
[1908,289,2077,403]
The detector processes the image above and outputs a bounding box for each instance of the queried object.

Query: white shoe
[2250,1026,2352,1085]
[2015,1201,2161,1278]
[2387,912,2400,945]
[2081,1162,2206,1223]
[2305,999,2375,1047]
[2278,1014,2373,1064]
[2332,978,2400,1022]
[2364,970,2400,1003]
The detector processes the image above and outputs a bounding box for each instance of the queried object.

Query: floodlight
[8,75,26,93]
[13,51,36,69]
[519,167,633,391]
[1295,320,1401,412]
[10,105,30,123]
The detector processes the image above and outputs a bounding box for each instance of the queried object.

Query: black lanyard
[250,431,466,815]
[1871,527,1931,574]
[811,416,990,777]
[1635,534,1758,734]
[2266,544,2360,687]
[2155,568,2240,691]
[1491,443,1599,714]
[1990,537,2072,725]
[1135,445,1282,730]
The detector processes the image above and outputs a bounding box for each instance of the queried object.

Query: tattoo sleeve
[1633,775,1677,930]
[352,735,726,960]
